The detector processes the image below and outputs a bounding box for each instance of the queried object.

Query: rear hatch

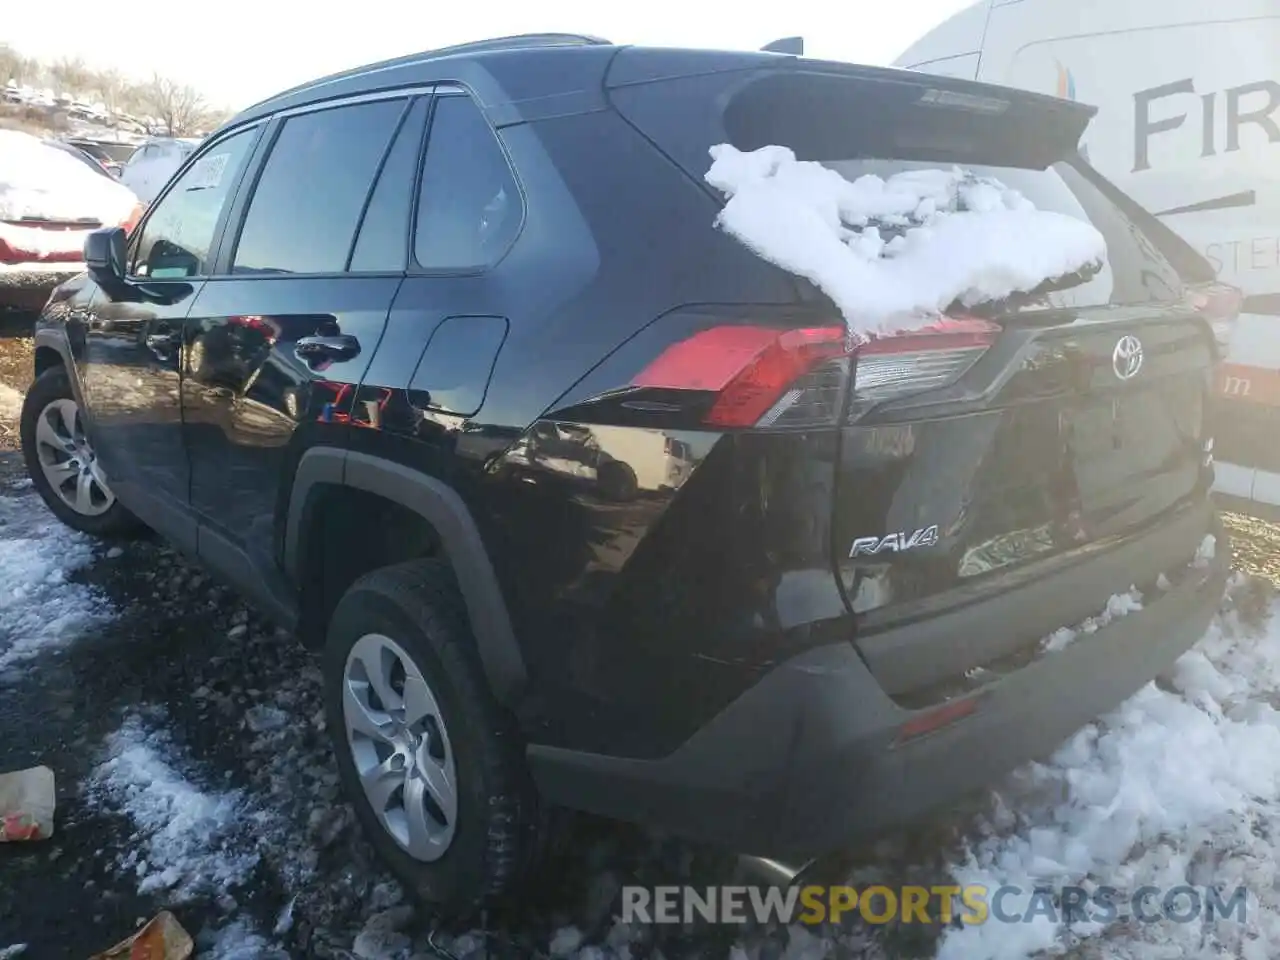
[606,51,1227,696]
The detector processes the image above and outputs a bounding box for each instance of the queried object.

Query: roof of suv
[227,35,854,130]
[232,34,618,126]
[227,33,1095,162]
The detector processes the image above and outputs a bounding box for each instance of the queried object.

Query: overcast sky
[4,0,974,108]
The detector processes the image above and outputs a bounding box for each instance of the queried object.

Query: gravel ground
[5,318,1280,960]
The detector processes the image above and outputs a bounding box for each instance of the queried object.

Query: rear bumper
[527,503,1229,859]
[0,263,82,310]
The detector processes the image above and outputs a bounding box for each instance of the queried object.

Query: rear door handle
[296,335,360,362]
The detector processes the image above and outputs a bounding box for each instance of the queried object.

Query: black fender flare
[32,329,84,398]
[284,447,527,706]
[32,328,95,436]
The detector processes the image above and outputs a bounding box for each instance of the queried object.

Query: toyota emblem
[1112,335,1143,381]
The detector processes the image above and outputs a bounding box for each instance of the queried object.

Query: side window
[349,97,429,272]
[414,95,521,271]
[232,99,407,275]
[131,128,256,279]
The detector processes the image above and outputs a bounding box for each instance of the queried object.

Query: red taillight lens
[633,324,849,427]
[631,315,999,429]
[1188,281,1243,358]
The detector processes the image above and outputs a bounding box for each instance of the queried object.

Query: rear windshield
[606,63,1213,314]
[824,158,1189,311]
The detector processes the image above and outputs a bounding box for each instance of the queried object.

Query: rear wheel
[323,559,544,914]
[20,366,141,537]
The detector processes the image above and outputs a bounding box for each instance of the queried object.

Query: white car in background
[896,0,1279,517]
[0,130,142,312]
[119,137,200,204]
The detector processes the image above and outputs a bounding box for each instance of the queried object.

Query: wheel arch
[285,447,527,707]
[32,329,86,408]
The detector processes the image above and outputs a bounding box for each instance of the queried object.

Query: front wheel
[322,559,544,915]
[20,367,142,537]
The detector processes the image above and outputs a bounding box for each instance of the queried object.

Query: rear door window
[349,97,429,272]
[232,98,408,275]
[413,95,522,271]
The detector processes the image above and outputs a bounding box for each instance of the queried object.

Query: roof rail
[235,33,613,121]
[422,33,612,58]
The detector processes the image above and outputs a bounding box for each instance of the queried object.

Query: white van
[896,0,1280,515]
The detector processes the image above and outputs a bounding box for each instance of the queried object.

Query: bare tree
[0,44,37,88]
[92,68,129,113]
[48,56,93,97]
[138,72,208,135]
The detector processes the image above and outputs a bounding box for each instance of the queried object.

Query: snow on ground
[934,577,1280,960]
[195,918,287,960]
[0,486,110,679]
[7,441,1280,959]
[704,144,1106,337]
[85,709,267,901]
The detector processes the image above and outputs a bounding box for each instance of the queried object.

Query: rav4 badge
[849,525,941,558]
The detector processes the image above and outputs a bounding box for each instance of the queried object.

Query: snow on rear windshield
[704,144,1109,338]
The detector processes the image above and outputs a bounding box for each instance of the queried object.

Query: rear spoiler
[606,49,1096,171]
[761,37,804,55]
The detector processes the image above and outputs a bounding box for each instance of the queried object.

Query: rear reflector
[632,315,998,429]
[894,695,980,745]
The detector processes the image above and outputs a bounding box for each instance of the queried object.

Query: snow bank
[937,585,1280,960]
[704,144,1107,336]
[0,130,138,228]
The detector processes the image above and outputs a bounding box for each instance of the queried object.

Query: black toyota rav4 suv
[21,35,1232,908]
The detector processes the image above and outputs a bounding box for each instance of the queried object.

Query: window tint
[131,128,256,279]
[233,99,407,275]
[414,96,521,270]
[349,97,429,272]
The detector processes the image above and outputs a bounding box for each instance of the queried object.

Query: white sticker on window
[186,152,229,191]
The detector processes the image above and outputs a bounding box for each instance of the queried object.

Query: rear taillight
[1188,281,1243,358]
[631,316,999,429]
[851,317,999,412]
[632,324,848,427]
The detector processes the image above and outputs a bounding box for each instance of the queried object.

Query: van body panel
[897,0,1280,514]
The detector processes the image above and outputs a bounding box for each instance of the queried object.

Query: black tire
[598,460,639,502]
[323,558,543,915]
[20,366,143,538]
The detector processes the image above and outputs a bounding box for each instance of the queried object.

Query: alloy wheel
[33,398,115,517]
[342,632,458,861]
